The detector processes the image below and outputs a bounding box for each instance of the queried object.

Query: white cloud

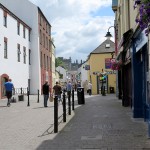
[29,0,115,62]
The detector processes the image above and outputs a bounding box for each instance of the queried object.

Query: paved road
[0,93,150,150]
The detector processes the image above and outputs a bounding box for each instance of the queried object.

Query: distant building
[58,57,81,71]
[56,66,67,84]
[51,40,56,90]
[87,38,116,95]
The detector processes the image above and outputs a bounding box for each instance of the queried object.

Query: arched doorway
[0,74,9,99]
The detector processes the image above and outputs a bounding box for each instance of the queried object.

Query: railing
[14,88,27,95]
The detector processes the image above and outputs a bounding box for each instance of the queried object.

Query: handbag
[49,96,53,102]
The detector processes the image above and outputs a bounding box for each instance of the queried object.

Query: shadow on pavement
[33,106,54,109]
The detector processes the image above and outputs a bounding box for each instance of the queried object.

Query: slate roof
[91,39,115,54]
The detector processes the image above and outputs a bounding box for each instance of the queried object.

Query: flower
[134,0,150,36]
[111,60,122,70]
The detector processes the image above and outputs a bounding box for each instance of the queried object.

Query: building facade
[112,0,150,136]
[51,40,56,89]
[0,4,31,98]
[77,61,88,90]
[1,0,52,95]
[87,39,116,95]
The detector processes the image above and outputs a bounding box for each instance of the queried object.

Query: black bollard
[27,88,30,106]
[54,95,58,133]
[37,89,39,103]
[63,92,66,122]
[68,92,71,115]
[21,87,22,94]
[72,90,74,110]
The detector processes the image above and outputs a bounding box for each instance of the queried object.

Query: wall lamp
[105,26,114,38]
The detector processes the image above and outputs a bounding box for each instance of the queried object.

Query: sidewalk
[0,93,150,150]
[0,92,93,150]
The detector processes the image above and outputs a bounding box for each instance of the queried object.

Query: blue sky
[29,0,115,63]
[91,6,114,17]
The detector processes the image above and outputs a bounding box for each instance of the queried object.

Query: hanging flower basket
[111,60,122,70]
[134,0,150,36]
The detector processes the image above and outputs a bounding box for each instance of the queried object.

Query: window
[49,57,51,71]
[49,40,51,51]
[46,37,48,49]
[4,37,8,59]
[40,52,43,67]
[40,30,42,44]
[29,30,31,41]
[23,47,26,64]
[46,23,47,32]
[3,11,7,27]
[23,26,26,38]
[17,22,20,35]
[47,56,49,70]
[43,33,45,47]
[29,49,31,65]
[17,44,21,62]
[44,54,46,68]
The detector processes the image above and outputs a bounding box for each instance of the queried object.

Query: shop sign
[135,29,148,52]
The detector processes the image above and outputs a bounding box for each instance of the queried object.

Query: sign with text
[85,65,90,70]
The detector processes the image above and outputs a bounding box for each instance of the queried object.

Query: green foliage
[55,58,63,67]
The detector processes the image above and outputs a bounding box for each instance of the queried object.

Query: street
[0,93,150,150]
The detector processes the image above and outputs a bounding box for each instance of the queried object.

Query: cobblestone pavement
[0,93,150,150]
[0,92,93,150]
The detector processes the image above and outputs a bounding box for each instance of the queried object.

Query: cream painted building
[51,40,56,89]
[87,38,116,95]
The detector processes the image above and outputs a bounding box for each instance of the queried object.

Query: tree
[55,58,63,67]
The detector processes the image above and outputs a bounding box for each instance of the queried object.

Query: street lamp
[105,26,114,39]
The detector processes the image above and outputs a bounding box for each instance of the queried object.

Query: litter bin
[77,87,85,104]
[109,87,114,93]
[18,95,24,101]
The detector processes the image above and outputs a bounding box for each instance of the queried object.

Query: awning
[116,47,123,61]
[117,29,133,51]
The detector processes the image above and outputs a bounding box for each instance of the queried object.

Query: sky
[29,0,115,63]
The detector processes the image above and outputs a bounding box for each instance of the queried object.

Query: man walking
[53,82,62,103]
[4,79,14,107]
[42,81,50,107]
[66,81,72,98]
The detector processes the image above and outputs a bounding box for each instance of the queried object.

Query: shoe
[7,103,10,107]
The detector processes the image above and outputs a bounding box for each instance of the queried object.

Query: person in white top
[88,81,92,96]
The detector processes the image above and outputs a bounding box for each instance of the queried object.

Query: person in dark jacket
[42,81,50,107]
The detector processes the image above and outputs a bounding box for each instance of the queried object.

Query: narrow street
[0,93,150,150]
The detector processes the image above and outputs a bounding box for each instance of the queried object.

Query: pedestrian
[77,81,81,88]
[66,81,72,97]
[4,79,14,107]
[42,80,50,107]
[62,82,67,93]
[53,82,62,103]
[88,81,92,96]
[74,83,77,91]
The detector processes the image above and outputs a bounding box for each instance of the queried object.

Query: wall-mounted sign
[105,58,115,69]
[85,65,90,70]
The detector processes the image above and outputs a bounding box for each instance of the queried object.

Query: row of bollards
[54,90,74,133]
[25,88,75,133]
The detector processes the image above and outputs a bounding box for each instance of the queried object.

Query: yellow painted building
[87,38,116,95]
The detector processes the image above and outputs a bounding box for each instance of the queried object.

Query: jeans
[44,94,49,107]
